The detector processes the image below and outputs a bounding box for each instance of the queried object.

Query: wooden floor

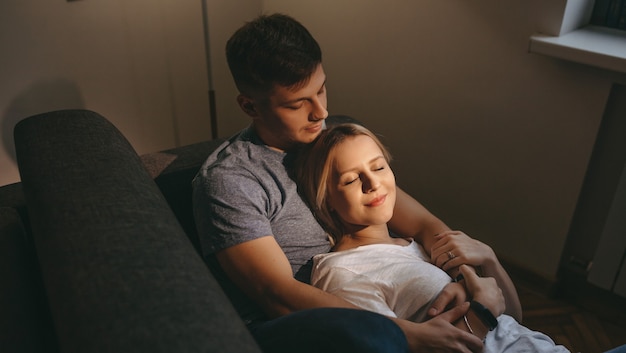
[511,273,626,353]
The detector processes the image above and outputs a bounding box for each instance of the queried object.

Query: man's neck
[251,124,294,153]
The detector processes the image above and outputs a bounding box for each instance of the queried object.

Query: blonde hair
[295,123,391,245]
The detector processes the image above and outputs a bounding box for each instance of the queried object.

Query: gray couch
[1,110,263,353]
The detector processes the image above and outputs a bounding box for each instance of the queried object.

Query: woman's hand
[428,282,468,317]
[430,230,523,322]
[430,231,496,272]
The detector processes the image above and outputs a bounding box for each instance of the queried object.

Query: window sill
[529,25,626,74]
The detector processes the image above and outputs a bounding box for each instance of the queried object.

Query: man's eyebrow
[282,79,327,105]
[336,155,385,175]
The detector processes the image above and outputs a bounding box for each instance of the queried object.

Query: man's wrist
[463,308,489,340]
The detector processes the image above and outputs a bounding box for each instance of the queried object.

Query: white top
[311,241,451,322]
[311,240,571,353]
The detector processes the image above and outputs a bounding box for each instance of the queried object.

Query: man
[192,13,496,353]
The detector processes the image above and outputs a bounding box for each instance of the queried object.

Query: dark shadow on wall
[2,79,85,163]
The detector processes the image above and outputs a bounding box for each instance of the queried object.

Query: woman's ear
[237,95,258,117]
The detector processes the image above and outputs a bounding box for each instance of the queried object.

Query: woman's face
[326,134,396,229]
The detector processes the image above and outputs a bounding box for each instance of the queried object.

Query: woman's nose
[362,173,381,193]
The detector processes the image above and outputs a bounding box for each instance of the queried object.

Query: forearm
[259,279,361,318]
[216,237,361,319]
[389,187,450,253]
[455,309,490,341]
[481,259,522,321]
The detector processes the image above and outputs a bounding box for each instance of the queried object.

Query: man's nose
[311,97,328,121]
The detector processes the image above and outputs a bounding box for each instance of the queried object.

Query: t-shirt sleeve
[193,163,274,254]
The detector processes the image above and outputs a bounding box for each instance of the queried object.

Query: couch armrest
[14,110,261,353]
[0,206,55,353]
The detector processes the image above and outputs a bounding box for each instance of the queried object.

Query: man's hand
[428,282,468,317]
[431,231,522,321]
[396,302,484,353]
[460,265,505,317]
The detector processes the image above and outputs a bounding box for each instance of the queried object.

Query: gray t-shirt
[192,126,331,324]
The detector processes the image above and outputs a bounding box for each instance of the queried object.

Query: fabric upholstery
[0,207,56,353]
[149,139,226,253]
[13,110,261,353]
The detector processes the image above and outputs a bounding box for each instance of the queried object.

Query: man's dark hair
[226,13,322,95]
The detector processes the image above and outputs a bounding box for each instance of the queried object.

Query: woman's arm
[431,231,523,322]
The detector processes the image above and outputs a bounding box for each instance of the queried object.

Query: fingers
[459,264,506,317]
[436,301,470,323]
[428,283,466,316]
[428,292,449,317]
[434,248,462,271]
[430,230,465,265]
[459,264,480,291]
[432,231,492,271]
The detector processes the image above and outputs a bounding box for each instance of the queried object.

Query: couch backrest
[14,109,261,353]
[141,139,225,254]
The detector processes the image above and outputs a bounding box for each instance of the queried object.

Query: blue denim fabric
[250,307,409,353]
[605,344,626,353]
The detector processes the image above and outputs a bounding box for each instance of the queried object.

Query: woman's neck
[332,224,410,252]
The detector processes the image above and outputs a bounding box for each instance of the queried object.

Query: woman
[295,123,569,352]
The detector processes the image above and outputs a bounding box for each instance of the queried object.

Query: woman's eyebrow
[336,155,385,175]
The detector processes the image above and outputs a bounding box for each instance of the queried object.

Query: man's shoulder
[200,128,267,173]
[194,128,286,191]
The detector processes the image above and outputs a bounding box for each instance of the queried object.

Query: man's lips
[366,194,386,207]
[305,122,323,133]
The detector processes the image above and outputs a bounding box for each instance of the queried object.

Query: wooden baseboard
[556,268,626,327]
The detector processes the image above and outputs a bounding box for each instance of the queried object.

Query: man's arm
[216,235,358,317]
[216,235,485,352]
[388,187,450,253]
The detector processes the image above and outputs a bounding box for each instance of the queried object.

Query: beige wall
[0,0,618,279]
[262,0,616,278]
[204,0,262,138]
[0,0,214,186]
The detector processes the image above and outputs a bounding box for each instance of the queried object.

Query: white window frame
[529,0,626,74]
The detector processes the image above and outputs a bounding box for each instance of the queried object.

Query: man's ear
[237,95,258,117]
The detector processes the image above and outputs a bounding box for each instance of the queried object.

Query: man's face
[250,64,328,152]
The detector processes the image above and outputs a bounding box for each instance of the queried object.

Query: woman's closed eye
[344,176,359,186]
